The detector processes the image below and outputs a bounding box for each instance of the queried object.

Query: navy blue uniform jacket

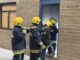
[41,27,51,46]
[12,26,26,51]
[29,25,41,50]
[51,24,58,41]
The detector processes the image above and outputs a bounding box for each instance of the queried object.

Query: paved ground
[0,48,57,60]
[0,48,29,60]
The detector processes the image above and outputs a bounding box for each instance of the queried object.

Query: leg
[48,46,53,54]
[13,54,21,60]
[52,43,56,56]
[30,53,41,60]
[21,53,24,60]
[41,49,46,60]
[30,53,34,60]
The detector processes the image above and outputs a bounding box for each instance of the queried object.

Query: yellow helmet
[49,18,56,24]
[45,21,52,27]
[13,17,23,26]
[32,16,41,25]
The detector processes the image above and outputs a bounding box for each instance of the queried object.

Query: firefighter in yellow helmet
[49,18,56,24]
[32,16,41,25]
[12,17,26,60]
[27,16,45,60]
[45,21,52,27]
[47,18,58,56]
[40,21,52,60]
[13,17,23,26]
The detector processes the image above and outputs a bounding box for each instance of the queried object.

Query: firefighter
[12,17,26,60]
[47,18,58,56]
[40,21,52,60]
[28,16,45,60]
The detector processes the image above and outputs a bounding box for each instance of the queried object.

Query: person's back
[41,27,51,47]
[29,25,41,51]
[12,17,26,60]
[12,26,26,51]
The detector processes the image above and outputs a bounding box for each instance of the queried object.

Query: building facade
[0,0,80,60]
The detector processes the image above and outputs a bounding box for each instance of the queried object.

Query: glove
[46,41,53,48]
[39,42,46,50]
[41,44,46,50]
[27,28,30,33]
[50,41,54,45]
[22,30,26,34]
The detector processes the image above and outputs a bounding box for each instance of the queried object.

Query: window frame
[0,2,16,30]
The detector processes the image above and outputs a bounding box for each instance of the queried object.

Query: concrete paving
[0,48,29,60]
[0,48,56,60]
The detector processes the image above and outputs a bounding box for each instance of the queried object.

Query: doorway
[40,0,60,59]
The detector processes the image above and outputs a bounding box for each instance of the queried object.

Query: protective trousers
[48,43,56,55]
[40,49,46,60]
[13,53,24,60]
[30,53,41,60]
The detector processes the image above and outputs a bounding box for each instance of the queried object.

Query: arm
[13,28,26,39]
[52,24,58,33]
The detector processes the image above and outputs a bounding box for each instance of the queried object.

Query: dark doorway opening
[40,0,60,59]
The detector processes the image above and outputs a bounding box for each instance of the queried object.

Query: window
[1,3,16,29]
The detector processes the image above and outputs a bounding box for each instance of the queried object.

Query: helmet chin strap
[18,23,22,26]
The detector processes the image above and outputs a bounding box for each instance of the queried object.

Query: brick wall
[17,0,40,27]
[58,0,80,60]
[0,29,12,50]
[16,0,40,54]
[0,0,80,60]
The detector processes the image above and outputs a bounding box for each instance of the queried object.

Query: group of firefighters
[12,16,58,60]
